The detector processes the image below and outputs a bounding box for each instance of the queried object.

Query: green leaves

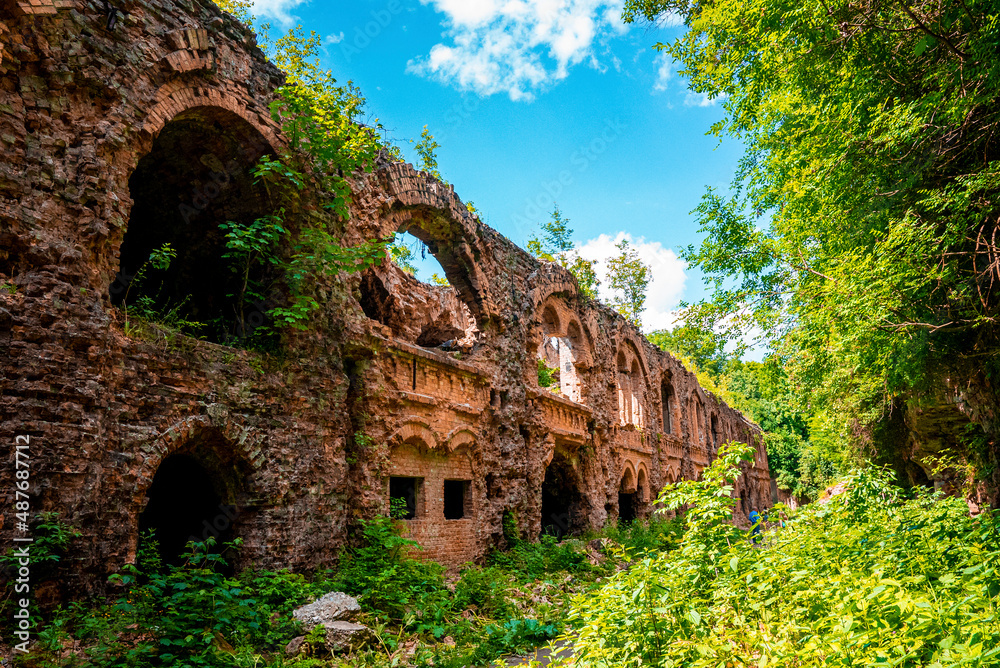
[607,238,651,327]
[628,0,1000,463]
[572,463,1000,668]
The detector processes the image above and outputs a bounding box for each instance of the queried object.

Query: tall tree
[607,239,650,327]
[625,0,1000,478]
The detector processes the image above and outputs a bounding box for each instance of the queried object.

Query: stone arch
[540,448,587,538]
[616,339,648,428]
[711,413,721,449]
[533,295,592,404]
[541,303,561,335]
[382,163,497,327]
[131,415,261,567]
[630,359,645,428]
[618,461,639,522]
[112,103,279,344]
[617,350,631,425]
[620,461,638,493]
[636,465,649,503]
[444,428,477,453]
[140,83,281,150]
[661,376,680,436]
[392,421,439,451]
[690,396,704,447]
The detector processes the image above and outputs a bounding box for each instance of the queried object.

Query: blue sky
[250,0,743,334]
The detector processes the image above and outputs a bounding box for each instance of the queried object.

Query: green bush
[453,565,512,618]
[571,442,1000,668]
[108,538,264,667]
[489,535,590,580]
[331,513,446,620]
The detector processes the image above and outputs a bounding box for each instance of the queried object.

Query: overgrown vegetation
[624,0,1000,478]
[537,358,558,389]
[16,510,680,667]
[528,206,602,299]
[569,442,1000,668]
[118,4,392,348]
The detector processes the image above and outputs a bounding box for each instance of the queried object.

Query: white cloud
[325,31,345,44]
[409,0,629,101]
[250,0,306,27]
[683,91,727,107]
[652,51,672,91]
[576,231,688,333]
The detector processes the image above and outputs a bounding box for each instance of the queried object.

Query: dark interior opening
[359,270,395,326]
[111,106,274,345]
[444,479,469,520]
[618,492,637,523]
[389,476,420,519]
[138,454,235,567]
[540,456,581,539]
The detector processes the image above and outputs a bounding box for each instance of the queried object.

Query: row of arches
[536,300,593,404]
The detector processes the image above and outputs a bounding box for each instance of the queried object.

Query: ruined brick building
[0,0,771,596]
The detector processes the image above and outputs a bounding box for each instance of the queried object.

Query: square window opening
[444,480,470,520]
[389,476,422,519]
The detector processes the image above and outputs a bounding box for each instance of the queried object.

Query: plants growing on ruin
[537,358,558,388]
[528,206,601,299]
[414,125,443,182]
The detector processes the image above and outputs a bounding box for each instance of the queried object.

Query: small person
[749,509,763,543]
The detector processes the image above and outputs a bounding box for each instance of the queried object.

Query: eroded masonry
[0,0,772,597]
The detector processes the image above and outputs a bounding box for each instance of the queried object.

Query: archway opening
[618,491,637,523]
[138,454,236,568]
[617,351,630,425]
[540,453,582,539]
[619,468,637,524]
[661,381,675,435]
[389,231,449,284]
[111,106,275,345]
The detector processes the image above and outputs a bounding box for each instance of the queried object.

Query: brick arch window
[616,350,631,425]
[111,105,276,345]
[630,359,644,428]
[661,380,678,435]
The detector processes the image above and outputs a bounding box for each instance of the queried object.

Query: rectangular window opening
[444,479,470,520]
[389,476,422,520]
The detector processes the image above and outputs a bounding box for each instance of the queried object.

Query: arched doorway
[618,466,637,524]
[138,454,239,567]
[110,106,275,345]
[540,452,584,539]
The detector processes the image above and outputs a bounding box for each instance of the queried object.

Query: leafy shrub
[490,535,590,579]
[537,359,557,388]
[571,442,1000,668]
[453,566,512,618]
[1,512,80,578]
[599,515,684,558]
[108,537,265,667]
[331,514,445,620]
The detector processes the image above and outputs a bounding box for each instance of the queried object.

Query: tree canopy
[626,0,1000,476]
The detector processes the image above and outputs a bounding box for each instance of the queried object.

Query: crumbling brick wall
[0,0,771,599]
